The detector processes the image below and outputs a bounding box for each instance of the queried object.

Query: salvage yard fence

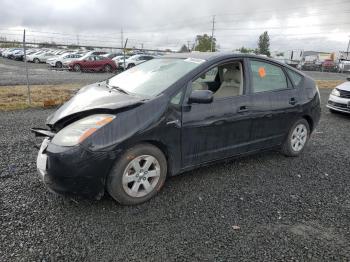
[0,29,172,108]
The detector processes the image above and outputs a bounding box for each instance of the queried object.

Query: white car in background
[112,55,131,66]
[26,51,43,62]
[118,54,155,69]
[26,51,55,63]
[2,48,22,58]
[327,78,350,114]
[46,53,82,68]
[338,59,350,73]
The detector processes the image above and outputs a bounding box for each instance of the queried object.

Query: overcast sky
[0,0,349,52]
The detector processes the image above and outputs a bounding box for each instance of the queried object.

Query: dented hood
[47,83,145,126]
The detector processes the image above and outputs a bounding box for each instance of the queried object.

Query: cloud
[0,0,349,51]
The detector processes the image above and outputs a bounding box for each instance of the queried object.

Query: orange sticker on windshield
[258,67,266,78]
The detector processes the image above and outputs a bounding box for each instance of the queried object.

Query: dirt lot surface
[0,88,349,261]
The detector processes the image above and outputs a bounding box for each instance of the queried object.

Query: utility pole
[210,15,215,52]
[123,38,128,70]
[76,34,79,45]
[187,40,190,52]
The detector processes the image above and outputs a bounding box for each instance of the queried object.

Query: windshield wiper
[106,79,129,95]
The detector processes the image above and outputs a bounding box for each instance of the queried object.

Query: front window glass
[108,58,204,97]
[191,61,243,98]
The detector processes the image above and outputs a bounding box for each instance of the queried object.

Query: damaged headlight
[51,114,115,146]
[331,88,340,97]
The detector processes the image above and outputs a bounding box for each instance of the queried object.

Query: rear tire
[33,58,40,64]
[281,119,310,157]
[107,144,167,205]
[104,64,113,73]
[56,61,63,68]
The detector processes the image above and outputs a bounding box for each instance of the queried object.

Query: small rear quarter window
[286,69,303,86]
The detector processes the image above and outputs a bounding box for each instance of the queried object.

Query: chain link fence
[0,30,172,109]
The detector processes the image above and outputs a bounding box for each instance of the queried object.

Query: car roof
[162,52,302,72]
[163,52,278,61]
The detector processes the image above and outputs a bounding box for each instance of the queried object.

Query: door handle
[238,105,248,113]
[166,119,181,127]
[289,97,297,105]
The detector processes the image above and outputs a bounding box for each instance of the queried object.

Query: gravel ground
[0,57,349,86]
[0,89,350,261]
[0,57,114,86]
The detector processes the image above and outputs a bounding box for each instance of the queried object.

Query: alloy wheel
[73,64,81,72]
[122,155,161,198]
[105,64,112,72]
[291,124,308,152]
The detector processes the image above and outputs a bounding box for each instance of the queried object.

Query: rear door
[94,56,105,70]
[247,59,301,149]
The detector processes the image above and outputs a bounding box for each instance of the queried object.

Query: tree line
[179,31,272,57]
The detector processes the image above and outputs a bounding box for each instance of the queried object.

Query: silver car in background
[46,53,82,68]
[327,78,350,114]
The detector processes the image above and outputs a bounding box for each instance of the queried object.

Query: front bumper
[47,61,56,66]
[36,138,114,199]
[327,94,350,114]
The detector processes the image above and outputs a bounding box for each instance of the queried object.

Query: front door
[181,59,252,168]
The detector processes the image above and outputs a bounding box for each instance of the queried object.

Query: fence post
[23,29,31,105]
[123,38,128,71]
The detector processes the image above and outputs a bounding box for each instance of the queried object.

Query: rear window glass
[286,69,303,86]
[250,60,288,93]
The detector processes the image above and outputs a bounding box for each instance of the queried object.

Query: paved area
[0,57,114,86]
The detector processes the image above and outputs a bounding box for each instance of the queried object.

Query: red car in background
[68,55,117,72]
[321,59,337,72]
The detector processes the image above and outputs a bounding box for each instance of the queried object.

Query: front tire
[73,64,81,72]
[127,63,135,69]
[281,119,310,157]
[107,144,167,205]
[33,58,40,64]
[56,61,63,68]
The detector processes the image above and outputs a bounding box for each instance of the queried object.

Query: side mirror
[188,90,213,104]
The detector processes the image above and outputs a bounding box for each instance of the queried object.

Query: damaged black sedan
[32,53,321,205]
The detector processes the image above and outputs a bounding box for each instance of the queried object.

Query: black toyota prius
[32,53,321,205]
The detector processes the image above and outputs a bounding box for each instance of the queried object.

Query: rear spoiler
[31,128,55,138]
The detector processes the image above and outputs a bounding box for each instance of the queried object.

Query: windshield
[108,58,205,97]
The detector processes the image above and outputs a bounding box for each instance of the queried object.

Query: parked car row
[296,58,350,73]
[0,47,159,73]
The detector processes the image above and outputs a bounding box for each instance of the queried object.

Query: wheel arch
[302,114,314,132]
[126,140,174,176]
